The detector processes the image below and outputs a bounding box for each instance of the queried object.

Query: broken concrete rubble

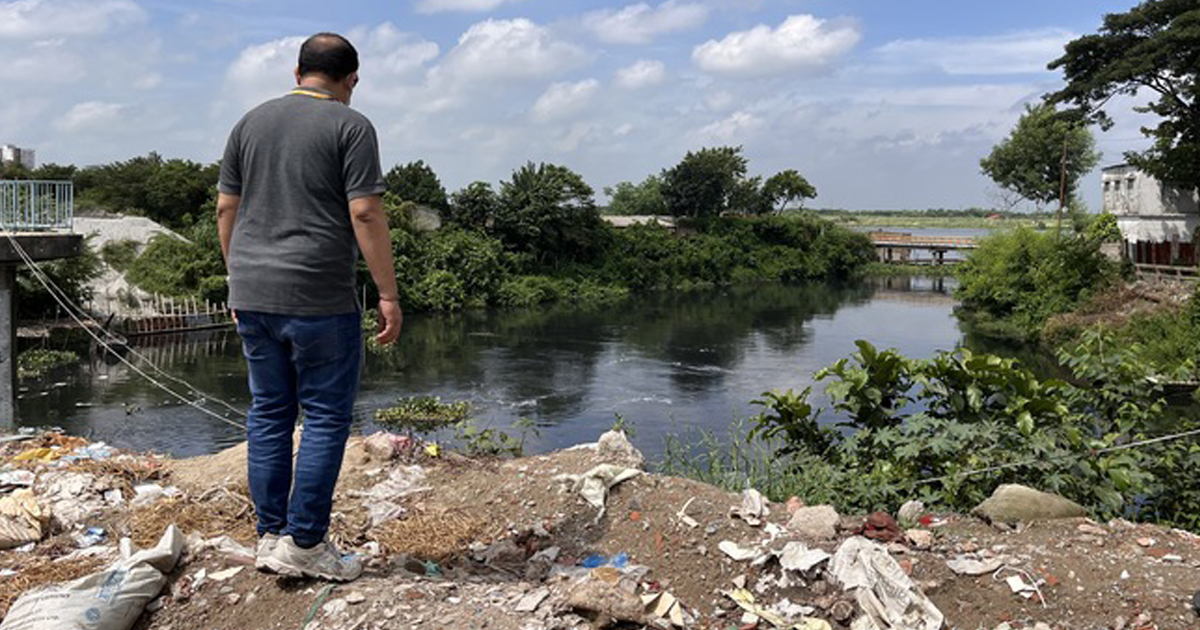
[788,505,841,539]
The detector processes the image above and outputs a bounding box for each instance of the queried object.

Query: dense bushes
[668,330,1200,529]
[954,227,1118,341]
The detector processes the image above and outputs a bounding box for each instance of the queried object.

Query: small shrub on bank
[667,330,1200,530]
[955,228,1117,341]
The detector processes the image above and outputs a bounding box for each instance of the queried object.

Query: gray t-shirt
[219,87,385,316]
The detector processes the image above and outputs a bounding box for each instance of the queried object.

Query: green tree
[30,164,77,181]
[495,162,605,263]
[979,102,1101,216]
[763,169,818,213]
[75,153,217,228]
[661,146,748,218]
[603,175,668,216]
[384,160,449,213]
[1048,0,1200,190]
[16,238,101,320]
[447,181,499,230]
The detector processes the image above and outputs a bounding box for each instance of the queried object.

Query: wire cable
[1,225,246,431]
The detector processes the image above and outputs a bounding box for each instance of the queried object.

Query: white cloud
[222,36,306,111]
[55,101,127,132]
[697,110,763,142]
[693,14,860,77]
[584,0,708,45]
[615,60,666,89]
[433,19,588,84]
[877,29,1076,75]
[0,0,145,39]
[413,0,524,13]
[352,23,440,77]
[531,79,600,122]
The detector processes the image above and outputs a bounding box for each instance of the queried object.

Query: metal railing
[0,180,74,231]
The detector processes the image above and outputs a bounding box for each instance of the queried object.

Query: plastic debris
[723,588,831,629]
[63,442,116,462]
[0,470,35,491]
[946,555,1005,576]
[677,497,699,529]
[829,536,944,630]
[643,591,686,627]
[0,525,184,630]
[131,483,181,507]
[353,465,430,502]
[554,464,642,520]
[730,488,769,527]
[778,541,831,573]
[582,552,629,569]
[209,566,244,582]
[719,540,760,561]
[77,526,107,548]
[0,489,49,550]
[423,442,441,458]
[363,432,416,460]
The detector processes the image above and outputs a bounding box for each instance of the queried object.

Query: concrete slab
[0,233,83,263]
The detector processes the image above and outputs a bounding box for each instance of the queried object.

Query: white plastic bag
[1,525,183,630]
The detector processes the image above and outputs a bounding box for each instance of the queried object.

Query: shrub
[743,331,1200,528]
[955,228,1117,341]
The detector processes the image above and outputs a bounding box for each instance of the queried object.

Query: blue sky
[0,0,1152,210]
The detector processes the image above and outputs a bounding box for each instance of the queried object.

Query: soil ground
[3,432,1200,630]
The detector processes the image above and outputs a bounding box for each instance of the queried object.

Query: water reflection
[17,277,966,458]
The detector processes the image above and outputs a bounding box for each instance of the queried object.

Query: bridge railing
[1134,263,1200,283]
[0,180,74,231]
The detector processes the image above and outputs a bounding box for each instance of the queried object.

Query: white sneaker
[255,533,281,572]
[262,535,363,582]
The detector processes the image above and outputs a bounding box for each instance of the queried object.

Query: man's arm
[216,192,240,265]
[349,194,402,345]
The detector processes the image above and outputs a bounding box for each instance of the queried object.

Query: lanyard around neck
[290,88,335,100]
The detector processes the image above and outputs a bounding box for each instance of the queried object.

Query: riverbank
[2,430,1197,630]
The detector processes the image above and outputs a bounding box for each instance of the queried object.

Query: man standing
[217,32,401,582]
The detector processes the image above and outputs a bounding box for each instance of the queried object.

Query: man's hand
[376,299,402,345]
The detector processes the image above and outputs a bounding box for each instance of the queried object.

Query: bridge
[1,180,82,428]
[868,231,978,265]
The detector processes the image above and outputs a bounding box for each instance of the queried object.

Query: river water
[16,276,969,459]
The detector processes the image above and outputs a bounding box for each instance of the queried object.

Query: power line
[1,224,247,431]
[915,426,1200,486]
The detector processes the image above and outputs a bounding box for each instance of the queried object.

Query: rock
[787,505,840,539]
[1137,537,1155,547]
[565,578,644,625]
[829,600,855,623]
[906,529,934,550]
[346,591,366,604]
[786,496,806,515]
[226,593,241,605]
[971,484,1087,524]
[597,430,644,469]
[1077,522,1107,536]
[323,598,349,616]
[483,539,528,573]
[898,500,925,524]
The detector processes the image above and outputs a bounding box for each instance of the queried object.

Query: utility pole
[1057,136,1068,237]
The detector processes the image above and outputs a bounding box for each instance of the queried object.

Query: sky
[0,0,1158,210]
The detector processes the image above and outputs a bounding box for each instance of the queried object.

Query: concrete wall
[1102,165,1199,217]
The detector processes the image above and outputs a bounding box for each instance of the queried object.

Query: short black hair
[298,33,359,82]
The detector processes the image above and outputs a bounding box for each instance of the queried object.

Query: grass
[656,418,842,505]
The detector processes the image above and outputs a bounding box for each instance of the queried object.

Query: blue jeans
[236,310,362,548]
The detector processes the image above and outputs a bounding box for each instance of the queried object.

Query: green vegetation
[663,331,1200,529]
[658,146,815,217]
[1049,0,1200,191]
[15,237,101,321]
[384,160,450,213]
[980,102,1100,214]
[17,349,79,379]
[954,226,1118,341]
[100,239,140,272]
[375,396,472,431]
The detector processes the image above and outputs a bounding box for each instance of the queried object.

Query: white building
[1103,164,1200,266]
[0,144,35,170]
